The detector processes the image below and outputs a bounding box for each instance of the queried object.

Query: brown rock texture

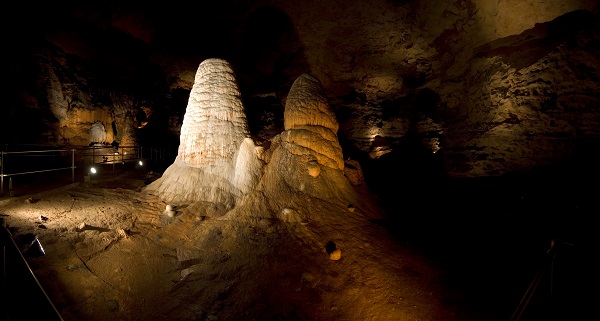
[282,73,344,171]
[2,0,599,179]
[249,73,359,210]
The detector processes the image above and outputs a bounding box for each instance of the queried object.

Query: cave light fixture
[135,159,145,170]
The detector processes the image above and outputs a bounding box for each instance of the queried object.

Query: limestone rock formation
[282,74,344,171]
[89,121,107,144]
[2,42,141,147]
[150,69,373,226]
[247,73,359,211]
[143,58,263,206]
[208,72,380,245]
[343,158,366,186]
[435,11,600,177]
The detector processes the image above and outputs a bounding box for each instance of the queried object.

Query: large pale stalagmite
[144,58,262,206]
[178,59,249,170]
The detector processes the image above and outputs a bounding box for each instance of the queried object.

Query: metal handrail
[0,145,144,195]
[1,167,75,177]
[1,225,64,321]
[1,149,77,195]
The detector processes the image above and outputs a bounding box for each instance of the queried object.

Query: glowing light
[90,167,97,174]
[138,160,143,166]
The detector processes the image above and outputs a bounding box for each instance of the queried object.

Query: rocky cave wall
[2,0,599,179]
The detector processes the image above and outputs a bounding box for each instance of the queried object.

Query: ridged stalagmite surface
[144,58,261,206]
[284,74,339,132]
[178,58,250,172]
[246,73,357,209]
[282,74,344,170]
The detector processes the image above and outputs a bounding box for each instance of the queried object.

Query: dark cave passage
[359,142,595,321]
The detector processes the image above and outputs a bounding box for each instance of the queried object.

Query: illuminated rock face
[144,59,262,206]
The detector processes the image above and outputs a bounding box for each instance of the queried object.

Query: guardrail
[0,145,143,195]
[0,148,75,195]
[1,225,64,320]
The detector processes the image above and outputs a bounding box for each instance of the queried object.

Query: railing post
[1,150,4,195]
[2,244,5,320]
[71,149,75,183]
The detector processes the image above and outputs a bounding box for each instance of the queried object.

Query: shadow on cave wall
[235,4,309,96]
[135,89,187,169]
[356,87,446,216]
[233,4,309,140]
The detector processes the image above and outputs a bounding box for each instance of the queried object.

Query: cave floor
[0,168,594,321]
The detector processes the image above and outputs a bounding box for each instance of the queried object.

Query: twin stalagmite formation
[144,58,364,215]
